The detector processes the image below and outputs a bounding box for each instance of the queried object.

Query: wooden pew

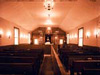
[65,54,100,70]
[70,60,100,75]
[0,56,41,75]
[82,67,100,75]
[0,63,35,75]
[0,49,44,75]
[59,50,100,70]
[0,49,44,62]
[0,45,44,75]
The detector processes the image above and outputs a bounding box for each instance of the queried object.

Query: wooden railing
[51,45,67,75]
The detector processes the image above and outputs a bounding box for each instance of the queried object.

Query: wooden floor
[39,55,54,75]
[39,46,69,75]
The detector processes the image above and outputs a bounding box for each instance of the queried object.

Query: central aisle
[39,45,68,75]
[39,55,54,75]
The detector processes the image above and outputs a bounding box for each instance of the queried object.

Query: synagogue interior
[0,0,100,75]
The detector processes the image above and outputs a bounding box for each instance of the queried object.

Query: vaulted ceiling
[0,0,100,32]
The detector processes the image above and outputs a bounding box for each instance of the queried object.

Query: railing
[51,45,67,75]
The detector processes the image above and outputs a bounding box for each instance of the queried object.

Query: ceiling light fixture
[44,0,54,11]
[48,14,51,17]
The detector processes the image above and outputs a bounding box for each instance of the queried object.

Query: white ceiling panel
[0,0,100,31]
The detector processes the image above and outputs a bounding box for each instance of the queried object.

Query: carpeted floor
[39,56,54,75]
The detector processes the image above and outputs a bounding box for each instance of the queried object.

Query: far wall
[32,27,66,45]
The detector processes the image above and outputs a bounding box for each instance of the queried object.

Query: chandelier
[44,0,54,10]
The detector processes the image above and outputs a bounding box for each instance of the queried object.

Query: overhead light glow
[45,19,53,25]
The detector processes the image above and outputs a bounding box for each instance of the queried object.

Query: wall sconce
[7,31,11,39]
[86,32,91,39]
[70,35,72,39]
[94,29,99,38]
[72,34,74,39]
[94,30,98,38]
[40,36,43,39]
[74,34,77,38]
[20,34,23,38]
[98,29,100,37]
[0,30,3,38]
[55,36,58,39]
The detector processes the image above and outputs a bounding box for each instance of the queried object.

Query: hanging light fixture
[44,0,54,10]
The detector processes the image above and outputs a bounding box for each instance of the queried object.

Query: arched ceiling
[0,0,100,32]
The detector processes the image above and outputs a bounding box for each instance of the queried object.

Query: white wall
[0,17,30,46]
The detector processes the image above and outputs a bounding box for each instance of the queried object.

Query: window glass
[59,39,63,45]
[34,39,39,45]
[78,28,83,46]
[67,34,69,44]
[14,28,19,45]
[28,33,31,44]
